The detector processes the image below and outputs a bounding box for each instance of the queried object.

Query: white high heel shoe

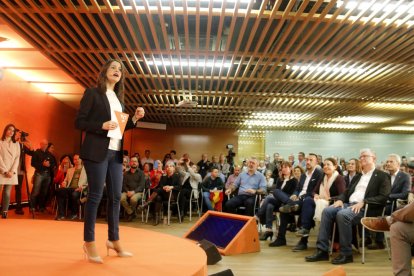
[83,244,103,264]
[106,240,133,257]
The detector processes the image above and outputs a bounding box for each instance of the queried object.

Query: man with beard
[305,148,390,265]
[270,153,323,247]
[120,157,145,221]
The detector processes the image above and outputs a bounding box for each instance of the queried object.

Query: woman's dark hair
[324,157,338,167]
[1,124,16,142]
[97,59,126,103]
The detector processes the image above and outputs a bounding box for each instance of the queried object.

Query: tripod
[19,144,34,219]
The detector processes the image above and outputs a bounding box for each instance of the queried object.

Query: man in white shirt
[140,149,154,165]
[306,148,390,265]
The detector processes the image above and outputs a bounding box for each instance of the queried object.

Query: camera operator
[13,129,33,215]
[26,138,56,213]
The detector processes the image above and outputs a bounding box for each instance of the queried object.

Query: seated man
[361,201,414,275]
[368,153,411,250]
[305,148,390,265]
[270,153,323,248]
[224,157,266,216]
[201,167,224,211]
[120,157,145,221]
[56,154,87,220]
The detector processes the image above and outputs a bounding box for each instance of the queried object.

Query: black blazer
[294,168,323,198]
[337,169,391,214]
[75,87,136,163]
[389,171,411,200]
[273,177,298,196]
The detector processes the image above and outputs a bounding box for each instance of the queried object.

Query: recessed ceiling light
[383,126,414,131]
[313,123,366,129]
[331,116,391,123]
[366,102,414,110]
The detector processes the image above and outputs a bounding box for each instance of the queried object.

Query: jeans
[83,150,123,242]
[0,185,13,212]
[15,174,24,210]
[203,192,214,210]
[257,194,281,229]
[316,203,364,256]
[56,188,81,217]
[30,172,51,210]
[301,197,316,230]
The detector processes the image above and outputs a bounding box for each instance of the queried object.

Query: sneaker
[55,216,65,221]
[70,214,78,220]
[296,228,310,237]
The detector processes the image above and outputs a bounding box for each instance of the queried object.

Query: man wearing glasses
[306,148,390,265]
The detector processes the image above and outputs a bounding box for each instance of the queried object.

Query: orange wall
[124,127,239,164]
[0,71,80,203]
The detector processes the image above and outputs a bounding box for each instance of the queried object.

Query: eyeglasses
[359,155,374,159]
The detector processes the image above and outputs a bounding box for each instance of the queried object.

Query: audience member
[55,154,87,220]
[120,157,145,222]
[141,149,154,165]
[293,152,306,169]
[271,153,323,247]
[293,158,346,251]
[256,161,297,241]
[305,148,390,265]
[361,201,414,275]
[201,167,224,211]
[344,158,361,188]
[197,153,210,179]
[27,138,56,213]
[224,157,266,216]
[368,153,411,250]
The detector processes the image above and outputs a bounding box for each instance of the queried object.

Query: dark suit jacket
[389,171,411,200]
[337,169,391,215]
[272,177,298,196]
[294,168,323,198]
[75,87,136,163]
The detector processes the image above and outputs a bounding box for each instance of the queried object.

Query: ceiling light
[366,102,414,110]
[244,120,294,127]
[331,116,391,123]
[313,123,366,129]
[146,59,231,68]
[251,112,314,120]
[383,126,414,131]
[337,1,414,14]
[291,64,369,75]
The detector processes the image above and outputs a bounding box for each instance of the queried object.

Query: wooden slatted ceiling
[1,0,414,132]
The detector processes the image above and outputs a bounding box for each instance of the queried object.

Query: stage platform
[0,219,207,276]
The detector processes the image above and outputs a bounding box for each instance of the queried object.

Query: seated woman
[149,160,165,190]
[55,154,87,220]
[256,161,297,241]
[296,157,346,237]
[140,161,180,225]
[201,167,224,211]
[264,169,274,194]
[177,160,202,218]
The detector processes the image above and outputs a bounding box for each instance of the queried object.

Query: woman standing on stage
[76,59,145,263]
[0,124,20,219]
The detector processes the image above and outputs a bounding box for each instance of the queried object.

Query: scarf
[319,170,339,200]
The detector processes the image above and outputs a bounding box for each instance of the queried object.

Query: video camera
[16,129,29,142]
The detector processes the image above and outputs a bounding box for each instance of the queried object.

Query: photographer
[26,138,56,213]
[14,129,33,215]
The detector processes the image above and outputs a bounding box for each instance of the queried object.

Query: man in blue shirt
[224,157,267,216]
